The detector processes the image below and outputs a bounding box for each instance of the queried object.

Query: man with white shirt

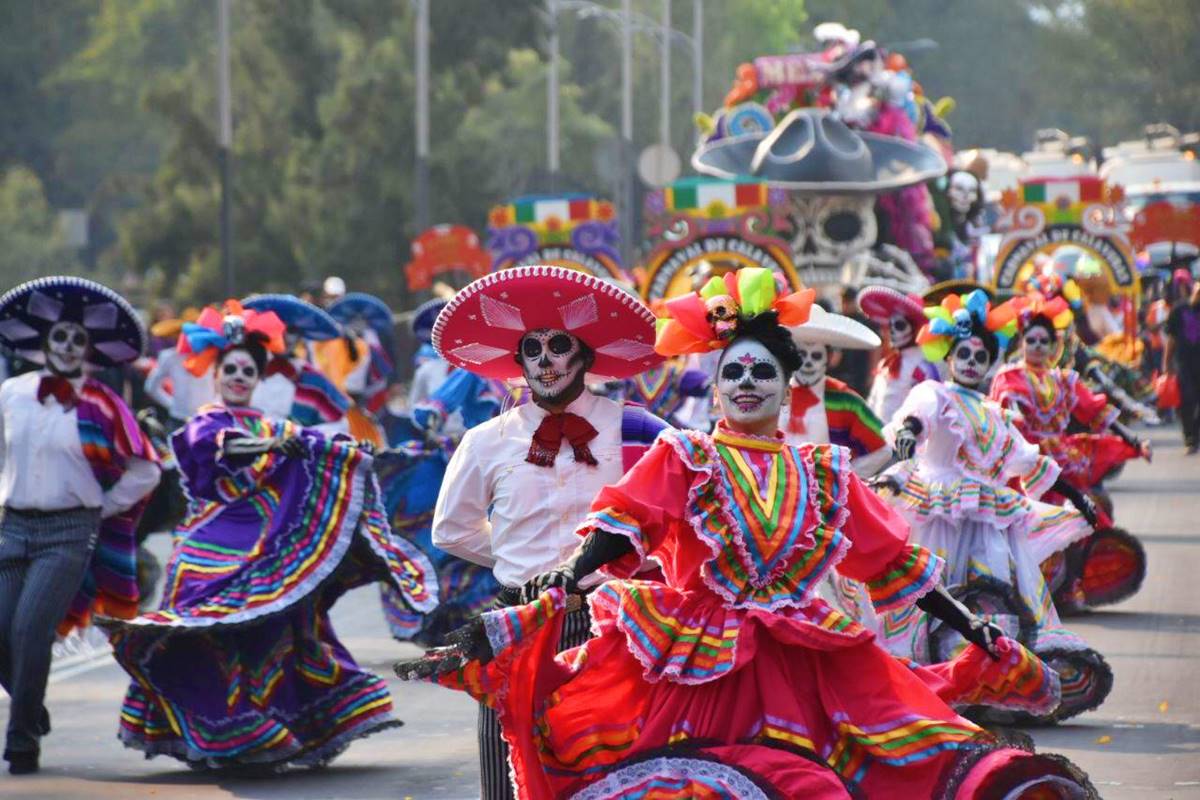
[429,266,665,800]
[0,277,160,775]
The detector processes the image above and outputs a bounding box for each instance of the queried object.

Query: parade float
[642,23,954,299]
[486,193,628,284]
[403,224,492,293]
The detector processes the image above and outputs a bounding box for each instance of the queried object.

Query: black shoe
[1187,444,1198,455]
[35,707,50,737]
[5,750,38,775]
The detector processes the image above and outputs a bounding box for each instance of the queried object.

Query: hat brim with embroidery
[790,305,880,350]
[241,294,341,340]
[856,284,927,327]
[329,292,394,335]
[0,276,146,367]
[432,266,662,380]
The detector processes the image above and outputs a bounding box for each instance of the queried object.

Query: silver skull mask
[44,321,89,377]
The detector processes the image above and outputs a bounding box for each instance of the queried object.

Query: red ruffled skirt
[424,588,1090,800]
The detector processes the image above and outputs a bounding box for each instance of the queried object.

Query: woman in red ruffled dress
[398,269,1096,800]
[990,294,1151,612]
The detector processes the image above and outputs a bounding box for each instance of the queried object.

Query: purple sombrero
[856,284,927,327]
[0,276,146,367]
[432,265,662,380]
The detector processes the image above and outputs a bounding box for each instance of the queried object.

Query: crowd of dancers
[0,258,1194,799]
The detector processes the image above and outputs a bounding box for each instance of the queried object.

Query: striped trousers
[0,507,100,756]
[478,602,592,800]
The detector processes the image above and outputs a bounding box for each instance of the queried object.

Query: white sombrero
[789,305,880,350]
[432,265,662,380]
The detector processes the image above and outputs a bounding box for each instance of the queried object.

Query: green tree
[0,167,82,285]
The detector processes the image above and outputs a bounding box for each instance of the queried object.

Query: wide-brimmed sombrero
[790,305,880,350]
[242,294,340,340]
[857,285,927,327]
[432,265,661,380]
[923,280,997,306]
[0,276,146,367]
[410,298,448,344]
[692,108,946,193]
[329,292,394,334]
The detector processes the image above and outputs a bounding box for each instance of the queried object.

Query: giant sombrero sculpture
[242,293,341,340]
[432,265,662,380]
[0,276,146,367]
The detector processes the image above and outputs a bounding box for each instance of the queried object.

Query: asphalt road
[2,425,1197,799]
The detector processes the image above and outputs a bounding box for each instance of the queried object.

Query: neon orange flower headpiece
[654,267,815,356]
[1004,292,1075,332]
[916,289,1018,362]
[178,299,287,376]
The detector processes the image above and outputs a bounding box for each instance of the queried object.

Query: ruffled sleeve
[171,410,287,504]
[575,433,693,579]
[837,475,943,613]
[1069,372,1119,431]
[1002,418,1061,499]
[882,379,941,445]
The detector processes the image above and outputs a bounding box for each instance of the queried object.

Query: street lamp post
[415,0,430,231]
[216,0,234,297]
[660,0,670,149]
[547,0,560,189]
[692,0,703,115]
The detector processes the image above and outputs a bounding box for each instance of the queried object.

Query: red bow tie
[38,375,77,410]
[265,357,298,381]
[527,411,599,468]
[788,384,820,435]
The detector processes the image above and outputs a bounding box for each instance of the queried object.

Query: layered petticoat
[106,407,437,768]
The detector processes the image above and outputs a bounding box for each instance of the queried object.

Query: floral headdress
[654,267,814,356]
[1004,292,1075,332]
[916,289,1017,362]
[178,300,287,376]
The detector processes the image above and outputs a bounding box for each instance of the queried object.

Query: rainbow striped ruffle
[864,544,942,613]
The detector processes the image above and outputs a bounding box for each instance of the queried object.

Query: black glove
[894,416,923,461]
[916,585,1004,659]
[357,440,377,457]
[1051,476,1099,528]
[518,530,634,604]
[393,617,494,680]
[272,435,307,460]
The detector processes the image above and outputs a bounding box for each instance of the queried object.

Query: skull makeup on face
[1022,322,1058,368]
[44,321,89,377]
[518,328,589,405]
[948,336,992,387]
[888,314,915,349]
[794,342,827,387]
[716,338,786,430]
[216,348,260,406]
[947,171,981,218]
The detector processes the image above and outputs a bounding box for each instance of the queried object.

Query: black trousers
[1180,371,1200,447]
[477,603,592,800]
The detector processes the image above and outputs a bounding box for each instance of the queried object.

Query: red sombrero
[432,265,662,380]
[857,284,927,327]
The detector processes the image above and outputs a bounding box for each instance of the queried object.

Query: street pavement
[2,425,1197,799]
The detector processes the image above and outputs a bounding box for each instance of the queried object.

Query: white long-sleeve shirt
[0,371,160,517]
[144,347,216,422]
[432,390,624,588]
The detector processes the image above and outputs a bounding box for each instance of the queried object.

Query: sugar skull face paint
[949,336,991,387]
[216,348,260,406]
[889,314,915,349]
[716,338,786,428]
[794,342,827,387]
[44,321,88,377]
[518,328,587,405]
[1022,323,1057,368]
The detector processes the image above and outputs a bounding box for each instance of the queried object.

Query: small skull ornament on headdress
[222,314,246,346]
[705,294,739,340]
